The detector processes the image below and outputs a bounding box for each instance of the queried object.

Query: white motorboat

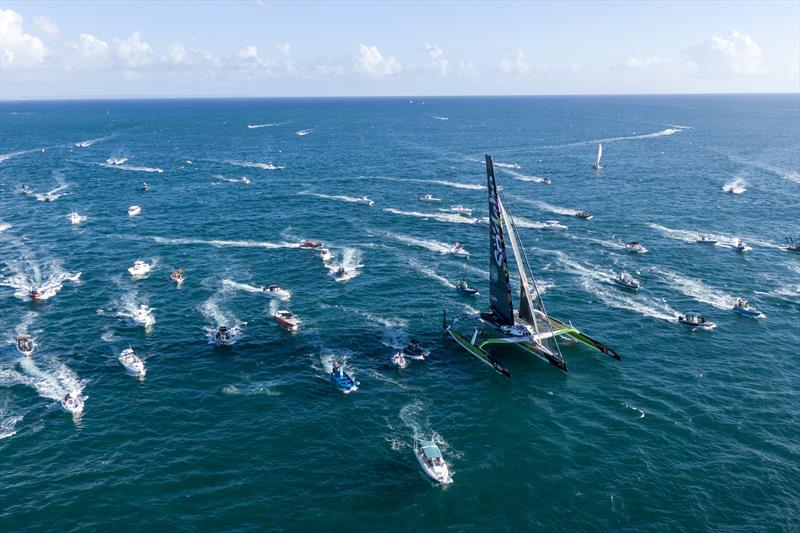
[613,272,640,290]
[390,352,408,369]
[402,340,428,360]
[414,439,452,484]
[448,205,472,214]
[61,393,84,414]
[128,260,151,277]
[263,284,291,300]
[107,156,128,165]
[735,239,751,253]
[320,248,333,262]
[542,220,567,230]
[132,305,155,327]
[141,182,150,191]
[419,194,442,203]
[274,310,300,332]
[209,326,238,345]
[128,205,142,217]
[242,176,251,184]
[678,313,716,330]
[16,335,34,356]
[357,196,374,206]
[626,241,648,253]
[575,210,593,220]
[733,298,765,318]
[68,211,86,225]
[449,242,470,258]
[119,347,146,377]
[36,192,60,202]
[697,235,718,244]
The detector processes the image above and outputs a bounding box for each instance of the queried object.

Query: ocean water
[1,95,798,530]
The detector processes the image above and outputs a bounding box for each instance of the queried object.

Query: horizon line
[2,91,799,104]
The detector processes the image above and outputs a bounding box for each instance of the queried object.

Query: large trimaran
[444,155,620,377]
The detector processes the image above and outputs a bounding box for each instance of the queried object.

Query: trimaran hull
[445,155,619,378]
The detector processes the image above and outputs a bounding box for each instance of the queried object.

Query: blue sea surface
[1,95,799,530]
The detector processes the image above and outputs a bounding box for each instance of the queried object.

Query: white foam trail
[0,222,11,233]
[431,116,449,121]
[136,235,299,250]
[0,412,23,440]
[494,162,521,169]
[225,160,284,170]
[361,175,483,190]
[722,177,747,194]
[647,223,743,248]
[222,381,281,396]
[583,278,678,322]
[200,292,244,331]
[502,168,550,183]
[550,250,616,284]
[384,208,477,225]
[33,171,70,202]
[74,135,113,148]
[512,216,568,231]
[576,235,627,250]
[100,163,163,173]
[548,127,685,148]
[296,128,313,136]
[298,191,374,205]
[325,304,408,329]
[386,233,459,254]
[0,259,81,300]
[532,201,579,216]
[326,248,363,282]
[213,174,251,184]
[407,259,455,288]
[623,401,646,420]
[652,268,737,309]
[247,122,285,129]
[0,147,44,163]
[116,292,155,329]
[1,356,85,403]
[221,279,265,294]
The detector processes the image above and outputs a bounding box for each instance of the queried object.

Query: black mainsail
[485,155,515,326]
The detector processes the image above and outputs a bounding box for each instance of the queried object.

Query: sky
[1,0,798,100]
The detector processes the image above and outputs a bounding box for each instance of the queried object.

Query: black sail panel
[486,155,515,325]
[518,286,533,323]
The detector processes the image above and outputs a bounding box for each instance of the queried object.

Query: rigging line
[498,190,565,361]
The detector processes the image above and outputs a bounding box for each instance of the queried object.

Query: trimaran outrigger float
[444,155,620,377]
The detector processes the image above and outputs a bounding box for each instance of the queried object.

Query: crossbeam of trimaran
[444,155,620,377]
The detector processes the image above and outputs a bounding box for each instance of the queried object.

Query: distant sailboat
[592,143,603,170]
[444,155,620,377]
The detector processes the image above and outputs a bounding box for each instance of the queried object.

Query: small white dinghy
[119,346,146,377]
[61,393,84,415]
[128,205,142,217]
[626,241,648,254]
[107,156,128,165]
[208,326,238,345]
[320,248,333,262]
[68,211,86,225]
[128,260,151,277]
[449,241,469,258]
[414,439,452,485]
[263,284,291,301]
[419,194,441,203]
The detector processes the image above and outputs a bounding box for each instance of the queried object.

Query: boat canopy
[418,441,442,459]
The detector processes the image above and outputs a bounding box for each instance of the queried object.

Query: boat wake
[653,268,737,309]
[213,174,251,184]
[221,279,264,294]
[295,128,313,136]
[34,171,70,202]
[0,259,81,300]
[647,223,746,249]
[431,115,449,121]
[384,208,477,225]
[247,122,285,129]
[386,233,461,254]
[583,279,679,322]
[116,292,156,329]
[407,259,455,288]
[323,303,408,330]
[501,168,550,183]
[546,126,687,148]
[494,162,521,169]
[225,160,284,171]
[130,235,300,250]
[531,200,579,217]
[0,147,45,163]
[100,162,163,173]
[326,248,363,282]
[360,175,483,190]
[74,135,113,148]
[511,216,568,231]
[222,380,282,396]
[722,177,747,194]
[200,292,245,343]
[298,191,374,205]
[0,222,11,233]
[0,410,23,440]
[0,356,85,408]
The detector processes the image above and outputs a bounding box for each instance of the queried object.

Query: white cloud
[425,43,448,75]
[354,44,401,77]
[114,31,153,69]
[33,15,59,36]
[0,9,46,68]
[274,42,290,55]
[76,33,109,58]
[685,30,764,76]
[165,41,218,68]
[458,60,478,77]
[622,56,671,71]
[499,49,530,75]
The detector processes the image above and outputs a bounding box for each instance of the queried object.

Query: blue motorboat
[330,361,358,394]
[455,280,479,296]
[733,298,764,318]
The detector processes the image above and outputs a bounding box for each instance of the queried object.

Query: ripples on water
[0,95,798,529]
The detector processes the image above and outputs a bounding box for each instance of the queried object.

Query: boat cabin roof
[418,440,442,459]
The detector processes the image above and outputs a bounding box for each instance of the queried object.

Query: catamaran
[444,155,620,377]
[592,143,603,170]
